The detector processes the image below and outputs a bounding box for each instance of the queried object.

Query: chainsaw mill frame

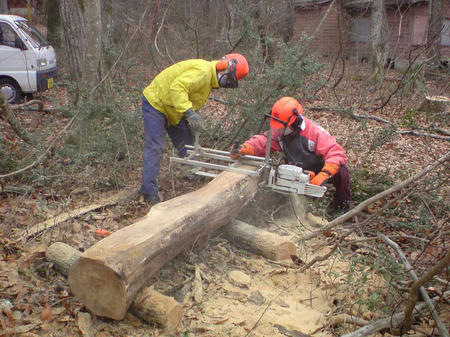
[169,131,326,198]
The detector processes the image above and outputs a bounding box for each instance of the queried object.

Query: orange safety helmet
[269,97,304,129]
[216,53,249,88]
[224,53,249,80]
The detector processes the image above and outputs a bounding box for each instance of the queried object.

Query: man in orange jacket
[231,97,351,211]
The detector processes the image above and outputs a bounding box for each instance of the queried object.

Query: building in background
[293,0,450,69]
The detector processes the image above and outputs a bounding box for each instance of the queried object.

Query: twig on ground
[380,233,449,337]
[18,189,139,241]
[0,92,36,145]
[340,298,432,337]
[303,151,450,241]
[0,112,79,178]
[328,313,370,328]
[10,99,44,111]
[310,106,450,140]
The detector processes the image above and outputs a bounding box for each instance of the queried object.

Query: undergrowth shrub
[43,89,144,190]
[204,38,323,150]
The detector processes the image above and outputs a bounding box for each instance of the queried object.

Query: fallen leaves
[41,303,52,322]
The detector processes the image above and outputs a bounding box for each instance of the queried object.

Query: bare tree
[370,0,389,78]
[427,0,442,66]
[46,0,61,48]
[60,0,104,100]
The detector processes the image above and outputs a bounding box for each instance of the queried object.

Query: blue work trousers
[140,97,193,197]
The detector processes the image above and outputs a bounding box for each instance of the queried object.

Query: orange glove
[308,171,316,180]
[310,162,340,186]
[230,142,254,159]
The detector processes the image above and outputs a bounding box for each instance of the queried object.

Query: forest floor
[0,62,449,337]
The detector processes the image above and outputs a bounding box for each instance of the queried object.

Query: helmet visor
[265,113,296,129]
[218,67,238,88]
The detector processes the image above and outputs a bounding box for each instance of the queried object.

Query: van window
[0,22,22,49]
[15,20,48,48]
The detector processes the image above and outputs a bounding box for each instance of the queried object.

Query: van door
[0,21,29,102]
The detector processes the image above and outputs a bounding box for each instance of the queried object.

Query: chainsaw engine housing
[267,165,326,197]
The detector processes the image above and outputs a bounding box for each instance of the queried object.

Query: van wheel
[0,78,23,104]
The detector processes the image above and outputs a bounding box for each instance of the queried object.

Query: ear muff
[216,60,228,72]
[291,108,303,130]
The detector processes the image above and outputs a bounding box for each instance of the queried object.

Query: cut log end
[131,288,183,331]
[68,258,127,320]
[275,241,297,261]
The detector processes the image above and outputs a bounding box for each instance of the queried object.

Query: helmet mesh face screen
[219,68,238,88]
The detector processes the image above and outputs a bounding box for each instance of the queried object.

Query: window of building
[412,15,427,45]
[350,17,371,43]
[442,19,450,46]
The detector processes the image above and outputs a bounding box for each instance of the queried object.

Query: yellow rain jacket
[143,59,219,126]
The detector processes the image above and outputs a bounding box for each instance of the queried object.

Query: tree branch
[303,151,450,240]
[341,294,447,337]
[380,233,449,337]
[0,92,36,145]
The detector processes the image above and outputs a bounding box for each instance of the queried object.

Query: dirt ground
[1,63,449,336]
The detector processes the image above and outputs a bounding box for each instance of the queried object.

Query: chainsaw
[169,130,326,198]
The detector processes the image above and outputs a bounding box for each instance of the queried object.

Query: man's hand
[185,108,203,132]
[310,162,339,186]
[230,142,254,159]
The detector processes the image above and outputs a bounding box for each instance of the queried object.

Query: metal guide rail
[169,131,326,198]
[170,144,267,178]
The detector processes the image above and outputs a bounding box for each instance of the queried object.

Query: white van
[0,14,57,103]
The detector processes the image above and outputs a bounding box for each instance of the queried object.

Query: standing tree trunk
[370,0,389,79]
[60,0,104,101]
[427,0,442,66]
[46,0,61,49]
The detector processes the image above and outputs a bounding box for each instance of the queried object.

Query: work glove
[310,162,340,186]
[184,108,203,133]
[230,142,254,159]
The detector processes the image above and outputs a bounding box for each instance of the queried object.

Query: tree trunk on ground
[131,288,184,332]
[46,242,183,331]
[68,168,259,320]
[370,0,389,78]
[224,220,296,261]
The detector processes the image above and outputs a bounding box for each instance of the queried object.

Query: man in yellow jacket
[140,54,249,203]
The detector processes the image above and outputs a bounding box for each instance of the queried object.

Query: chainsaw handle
[230,141,241,154]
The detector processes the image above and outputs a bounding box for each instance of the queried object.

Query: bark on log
[46,242,184,331]
[46,242,82,276]
[68,168,259,320]
[131,288,183,331]
[224,220,296,261]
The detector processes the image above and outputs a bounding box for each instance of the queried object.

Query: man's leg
[330,165,352,211]
[167,118,194,158]
[140,97,167,202]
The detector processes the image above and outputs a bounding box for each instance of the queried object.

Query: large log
[46,242,183,331]
[68,168,259,320]
[224,220,296,261]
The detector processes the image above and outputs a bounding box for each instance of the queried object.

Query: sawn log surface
[68,168,259,320]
